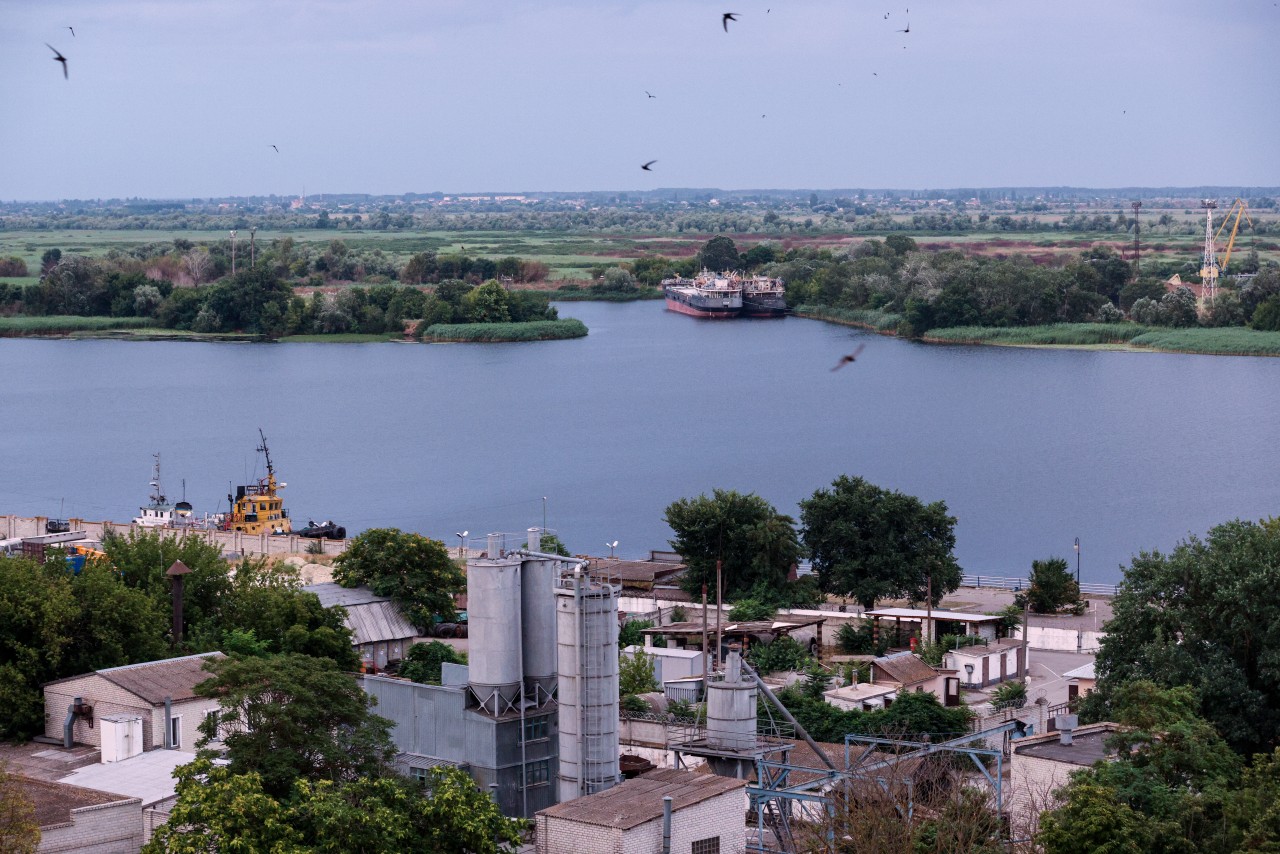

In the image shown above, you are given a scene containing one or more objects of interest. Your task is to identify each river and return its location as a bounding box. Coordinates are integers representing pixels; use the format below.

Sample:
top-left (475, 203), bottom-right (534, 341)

top-left (2, 301), bottom-right (1277, 584)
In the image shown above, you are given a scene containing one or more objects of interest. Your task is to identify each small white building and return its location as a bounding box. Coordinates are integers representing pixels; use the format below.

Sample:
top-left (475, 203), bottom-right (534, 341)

top-left (43, 653), bottom-right (225, 753)
top-left (946, 638), bottom-right (1025, 688)
top-left (624, 644), bottom-right (705, 684)
top-left (1063, 661), bottom-right (1097, 701)
top-left (535, 768), bottom-right (747, 854)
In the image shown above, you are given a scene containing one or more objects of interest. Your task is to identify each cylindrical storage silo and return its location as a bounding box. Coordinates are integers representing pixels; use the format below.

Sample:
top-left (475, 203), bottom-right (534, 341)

top-left (555, 570), bottom-right (621, 803)
top-left (521, 556), bottom-right (558, 705)
top-left (467, 554), bottom-right (524, 715)
top-left (706, 650), bottom-right (757, 751)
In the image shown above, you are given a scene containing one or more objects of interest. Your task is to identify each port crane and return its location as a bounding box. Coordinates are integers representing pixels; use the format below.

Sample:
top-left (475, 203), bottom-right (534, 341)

top-left (1199, 197), bottom-right (1253, 303)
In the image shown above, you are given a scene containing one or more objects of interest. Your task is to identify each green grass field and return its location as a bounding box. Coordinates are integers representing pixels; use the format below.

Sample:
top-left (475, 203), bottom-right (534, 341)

top-left (0, 315), bottom-right (154, 334)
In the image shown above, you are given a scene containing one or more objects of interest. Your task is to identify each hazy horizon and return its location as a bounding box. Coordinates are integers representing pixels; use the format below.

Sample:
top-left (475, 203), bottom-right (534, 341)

top-left (4, 1), bottom-right (1277, 200)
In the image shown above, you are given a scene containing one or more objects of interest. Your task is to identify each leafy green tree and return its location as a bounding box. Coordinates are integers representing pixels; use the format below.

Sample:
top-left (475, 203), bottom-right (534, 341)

top-left (399, 640), bottom-right (466, 684)
top-left (195, 653), bottom-right (395, 798)
top-left (203, 266), bottom-right (293, 334)
top-left (1252, 294), bottom-right (1280, 331)
top-left (799, 475), bottom-right (961, 610)
top-left (64, 559), bottom-right (168, 674)
top-left (1019, 557), bottom-right (1080, 614)
top-left (619, 649), bottom-right (658, 697)
top-left (0, 556), bottom-right (78, 738)
top-left (697, 236), bottom-right (741, 271)
top-left (618, 619), bottom-right (655, 649)
top-left (462, 280), bottom-right (511, 323)
top-left (143, 758), bottom-right (301, 853)
top-left (665, 489), bottom-right (800, 601)
top-left (1038, 782), bottom-right (1151, 854)
top-left (1094, 517), bottom-right (1280, 755)
top-left (0, 762), bottom-right (39, 854)
top-left (333, 528), bottom-right (464, 628)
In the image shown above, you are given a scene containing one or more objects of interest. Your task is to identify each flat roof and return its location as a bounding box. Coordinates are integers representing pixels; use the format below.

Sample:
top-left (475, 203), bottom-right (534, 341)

top-left (1013, 725), bottom-right (1118, 767)
top-left (642, 617), bottom-right (825, 636)
top-left (17, 776), bottom-right (134, 828)
top-left (866, 607), bottom-right (1001, 623)
top-left (537, 768), bottom-right (745, 829)
top-left (58, 749), bottom-right (195, 809)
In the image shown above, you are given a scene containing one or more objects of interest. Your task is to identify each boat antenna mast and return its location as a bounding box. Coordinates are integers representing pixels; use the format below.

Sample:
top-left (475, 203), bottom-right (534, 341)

top-left (257, 428), bottom-right (275, 480)
top-left (149, 453), bottom-right (166, 505)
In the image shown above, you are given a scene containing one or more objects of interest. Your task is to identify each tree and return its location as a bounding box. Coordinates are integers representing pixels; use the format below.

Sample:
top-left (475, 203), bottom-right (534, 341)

top-left (1019, 557), bottom-right (1080, 614)
top-left (399, 640), bottom-right (466, 684)
top-left (697, 236), bottom-right (741, 271)
top-left (0, 556), bottom-right (78, 739)
top-left (799, 475), bottom-right (961, 610)
top-left (148, 757), bottom-right (522, 854)
top-left (1038, 782), bottom-right (1151, 854)
top-left (664, 489), bottom-right (799, 600)
top-left (333, 528), bottom-right (464, 629)
top-left (1093, 517), bottom-right (1280, 755)
top-left (462, 280), bottom-right (511, 323)
top-left (195, 653), bottom-right (395, 798)
top-left (619, 649), bottom-right (658, 697)
top-left (0, 763), bottom-right (39, 854)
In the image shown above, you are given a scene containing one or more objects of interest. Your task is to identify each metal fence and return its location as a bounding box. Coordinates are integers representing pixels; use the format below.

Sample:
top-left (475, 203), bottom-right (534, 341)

top-left (961, 574), bottom-right (1119, 597)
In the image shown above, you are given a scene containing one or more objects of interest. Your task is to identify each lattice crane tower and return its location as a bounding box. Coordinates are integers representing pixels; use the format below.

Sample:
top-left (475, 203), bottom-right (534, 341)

top-left (1200, 200), bottom-right (1220, 303)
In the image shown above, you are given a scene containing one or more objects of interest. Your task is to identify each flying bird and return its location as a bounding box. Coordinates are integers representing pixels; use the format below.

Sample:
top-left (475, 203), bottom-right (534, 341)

top-left (898, 22), bottom-right (910, 32)
top-left (67, 26), bottom-right (75, 37)
top-left (722, 12), bottom-right (739, 31)
top-left (645, 91), bottom-right (656, 98)
top-left (831, 344), bottom-right (866, 371)
top-left (271, 144), bottom-right (280, 153)
top-left (641, 160), bottom-right (657, 171)
top-left (46, 43), bottom-right (67, 79)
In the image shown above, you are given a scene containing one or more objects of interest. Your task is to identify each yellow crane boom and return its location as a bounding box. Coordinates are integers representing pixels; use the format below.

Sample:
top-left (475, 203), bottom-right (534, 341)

top-left (1213, 198), bottom-right (1253, 274)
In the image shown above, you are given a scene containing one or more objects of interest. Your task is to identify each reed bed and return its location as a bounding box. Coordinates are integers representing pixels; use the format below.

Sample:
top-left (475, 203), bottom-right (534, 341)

top-left (0, 315), bottom-right (153, 334)
top-left (422, 319), bottom-right (588, 342)
top-left (795, 305), bottom-right (903, 331)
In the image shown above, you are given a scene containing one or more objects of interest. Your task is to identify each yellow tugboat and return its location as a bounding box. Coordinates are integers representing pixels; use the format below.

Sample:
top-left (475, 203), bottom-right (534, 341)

top-left (222, 429), bottom-right (292, 536)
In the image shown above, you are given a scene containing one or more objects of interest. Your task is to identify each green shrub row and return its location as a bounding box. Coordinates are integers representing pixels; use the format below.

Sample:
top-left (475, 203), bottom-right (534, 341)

top-left (923, 323), bottom-right (1151, 345)
top-left (1130, 327), bottom-right (1280, 355)
top-left (422, 318), bottom-right (588, 342)
top-left (0, 315), bottom-right (154, 333)
top-left (795, 304), bottom-right (903, 331)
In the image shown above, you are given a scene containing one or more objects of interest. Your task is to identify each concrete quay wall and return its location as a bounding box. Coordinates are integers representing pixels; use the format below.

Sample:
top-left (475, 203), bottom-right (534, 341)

top-left (1, 514), bottom-right (349, 558)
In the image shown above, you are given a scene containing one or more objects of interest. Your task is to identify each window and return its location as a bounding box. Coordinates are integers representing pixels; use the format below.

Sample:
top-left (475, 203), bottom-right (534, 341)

top-left (522, 759), bottom-right (550, 787)
top-left (204, 709), bottom-right (219, 740)
top-left (168, 715), bottom-right (182, 749)
top-left (522, 715), bottom-right (549, 743)
top-left (409, 766), bottom-right (432, 783)
top-left (692, 837), bottom-right (721, 854)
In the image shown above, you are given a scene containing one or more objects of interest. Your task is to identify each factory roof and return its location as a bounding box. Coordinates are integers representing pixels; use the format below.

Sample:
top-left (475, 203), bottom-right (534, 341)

top-left (589, 557), bottom-right (686, 589)
top-left (58, 749), bottom-right (193, 809)
top-left (43, 652), bottom-right (224, 705)
top-left (303, 583), bottom-right (419, 645)
top-left (1013, 723), bottom-right (1122, 767)
top-left (642, 616), bottom-right (825, 637)
top-left (866, 607), bottom-right (1002, 624)
top-left (872, 652), bottom-right (940, 686)
top-left (537, 768), bottom-right (746, 829)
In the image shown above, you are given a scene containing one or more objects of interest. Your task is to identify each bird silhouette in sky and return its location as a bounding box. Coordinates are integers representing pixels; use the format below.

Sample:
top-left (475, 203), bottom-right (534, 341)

top-left (46, 44), bottom-right (68, 79)
top-left (898, 21), bottom-right (910, 32)
top-left (271, 145), bottom-right (280, 153)
top-left (645, 91), bottom-right (656, 98)
top-left (831, 344), bottom-right (866, 371)
top-left (67, 26), bottom-right (75, 37)
top-left (641, 160), bottom-right (657, 171)
top-left (722, 12), bottom-right (739, 31)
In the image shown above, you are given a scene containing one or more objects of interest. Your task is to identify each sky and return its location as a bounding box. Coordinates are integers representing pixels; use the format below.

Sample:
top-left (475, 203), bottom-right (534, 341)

top-left (2, 0), bottom-right (1278, 200)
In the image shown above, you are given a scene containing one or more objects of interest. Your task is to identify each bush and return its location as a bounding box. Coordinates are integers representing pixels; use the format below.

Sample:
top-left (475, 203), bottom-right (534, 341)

top-left (990, 680), bottom-right (1027, 710)
top-left (747, 636), bottom-right (810, 675)
top-left (836, 621), bottom-right (889, 656)
top-left (399, 641), bottom-right (466, 684)
top-left (1019, 557), bottom-right (1080, 615)
top-left (619, 649), bottom-right (658, 697)
top-left (421, 319), bottom-right (588, 342)
top-left (618, 619), bottom-right (654, 649)
top-left (728, 598), bottom-right (775, 622)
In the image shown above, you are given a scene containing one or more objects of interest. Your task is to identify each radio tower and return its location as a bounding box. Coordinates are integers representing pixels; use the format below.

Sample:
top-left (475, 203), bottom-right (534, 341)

top-left (1130, 201), bottom-right (1142, 274)
top-left (1199, 200), bottom-right (1219, 304)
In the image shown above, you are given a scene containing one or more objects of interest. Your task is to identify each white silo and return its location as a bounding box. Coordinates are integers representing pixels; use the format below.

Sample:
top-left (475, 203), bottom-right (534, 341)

top-left (467, 534), bottom-right (524, 715)
top-left (521, 529), bottom-right (558, 705)
top-left (706, 649), bottom-right (757, 751)
top-left (555, 565), bottom-right (621, 802)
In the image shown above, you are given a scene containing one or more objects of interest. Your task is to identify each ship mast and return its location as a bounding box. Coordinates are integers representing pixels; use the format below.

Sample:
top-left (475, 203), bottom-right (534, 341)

top-left (257, 428), bottom-right (275, 480)
top-left (149, 453), bottom-right (166, 505)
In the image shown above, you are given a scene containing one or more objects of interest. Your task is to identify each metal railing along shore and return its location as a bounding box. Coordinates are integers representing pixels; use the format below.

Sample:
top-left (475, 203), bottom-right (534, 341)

top-left (961, 574), bottom-right (1119, 597)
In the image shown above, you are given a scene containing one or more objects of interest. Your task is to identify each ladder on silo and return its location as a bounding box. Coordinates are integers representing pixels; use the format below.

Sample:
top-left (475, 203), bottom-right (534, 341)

top-left (580, 580), bottom-right (606, 793)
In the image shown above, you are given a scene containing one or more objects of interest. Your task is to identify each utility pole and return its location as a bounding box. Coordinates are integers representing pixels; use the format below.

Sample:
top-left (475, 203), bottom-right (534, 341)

top-left (701, 583), bottom-right (709, 683)
top-left (230, 230), bottom-right (237, 277)
top-left (1020, 595), bottom-right (1030, 680)
top-left (1131, 201), bottom-right (1142, 273)
top-left (715, 559), bottom-right (723, 671)
top-left (250, 226), bottom-right (257, 270)
top-left (925, 573), bottom-right (933, 647)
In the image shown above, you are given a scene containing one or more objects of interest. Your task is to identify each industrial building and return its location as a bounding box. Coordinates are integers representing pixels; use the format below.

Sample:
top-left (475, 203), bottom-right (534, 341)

top-left (362, 529), bottom-right (622, 819)
top-left (302, 581), bottom-right (420, 669)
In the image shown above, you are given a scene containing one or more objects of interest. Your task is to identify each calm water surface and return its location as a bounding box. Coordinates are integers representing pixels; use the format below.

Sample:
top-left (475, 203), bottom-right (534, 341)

top-left (3, 301), bottom-right (1278, 584)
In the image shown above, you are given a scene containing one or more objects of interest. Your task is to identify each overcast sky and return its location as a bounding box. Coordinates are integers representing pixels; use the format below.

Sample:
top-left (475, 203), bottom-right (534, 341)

top-left (2, 0), bottom-right (1277, 200)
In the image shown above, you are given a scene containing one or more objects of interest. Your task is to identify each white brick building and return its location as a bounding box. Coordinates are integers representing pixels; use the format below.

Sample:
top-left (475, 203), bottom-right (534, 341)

top-left (535, 768), bottom-right (747, 854)
top-left (43, 653), bottom-right (225, 752)
top-left (1009, 722), bottom-right (1121, 832)
top-left (17, 775), bottom-right (142, 854)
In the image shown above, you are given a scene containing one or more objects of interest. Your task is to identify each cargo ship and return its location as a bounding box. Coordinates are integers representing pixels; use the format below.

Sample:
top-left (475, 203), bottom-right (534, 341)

top-left (662, 270), bottom-right (742, 319)
top-left (740, 274), bottom-right (787, 317)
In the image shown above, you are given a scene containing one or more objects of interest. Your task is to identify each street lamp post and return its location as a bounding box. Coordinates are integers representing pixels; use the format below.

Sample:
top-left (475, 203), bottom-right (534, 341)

top-left (455, 530), bottom-right (468, 561)
top-left (1074, 537), bottom-right (1081, 585)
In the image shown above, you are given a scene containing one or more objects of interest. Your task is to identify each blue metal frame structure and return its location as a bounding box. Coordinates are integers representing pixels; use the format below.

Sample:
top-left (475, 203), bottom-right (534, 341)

top-left (746, 722), bottom-right (1020, 853)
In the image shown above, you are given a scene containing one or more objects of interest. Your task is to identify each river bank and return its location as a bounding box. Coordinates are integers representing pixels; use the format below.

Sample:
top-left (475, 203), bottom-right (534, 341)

top-left (795, 305), bottom-right (1280, 357)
